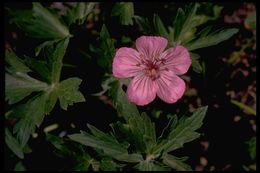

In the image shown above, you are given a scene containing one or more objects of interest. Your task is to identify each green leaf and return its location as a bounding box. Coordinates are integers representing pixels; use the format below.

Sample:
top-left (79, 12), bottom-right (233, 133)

top-left (93, 75), bottom-right (117, 96)
top-left (246, 137), bottom-right (256, 160)
top-left (190, 53), bottom-right (203, 73)
top-left (5, 73), bottom-right (48, 104)
top-left (153, 14), bottom-right (168, 38)
top-left (133, 15), bottom-right (153, 34)
top-left (173, 3), bottom-right (199, 43)
top-left (231, 99), bottom-right (256, 116)
top-left (74, 153), bottom-right (92, 171)
top-left (186, 28), bottom-right (239, 51)
top-left (162, 154), bottom-right (192, 171)
top-left (154, 106), bottom-right (208, 154)
top-left (5, 128), bottom-right (24, 159)
top-left (110, 81), bottom-right (140, 122)
top-left (5, 49), bottom-right (31, 73)
top-left (91, 24), bottom-right (115, 72)
top-left (35, 39), bottom-right (61, 57)
top-left (12, 93), bottom-right (48, 147)
top-left (110, 81), bottom-right (158, 153)
top-left (68, 131), bottom-right (143, 163)
top-left (135, 161), bottom-right (170, 171)
top-left (23, 56), bottom-right (51, 82)
top-left (44, 37), bottom-right (70, 83)
top-left (65, 2), bottom-right (96, 25)
top-left (14, 161), bottom-right (26, 171)
top-left (100, 158), bottom-right (119, 171)
top-left (57, 77), bottom-right (85, 110)
top-left (111, 2), bottom-right (134, 25)
top-left (9, 2), bottom-right (70, 39)
top-left (5, 49), bottom-right (48, 104)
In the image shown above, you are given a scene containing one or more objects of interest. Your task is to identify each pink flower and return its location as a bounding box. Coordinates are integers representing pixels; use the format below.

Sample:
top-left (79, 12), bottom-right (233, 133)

top-left (112, 36), bottom-right (191, 106)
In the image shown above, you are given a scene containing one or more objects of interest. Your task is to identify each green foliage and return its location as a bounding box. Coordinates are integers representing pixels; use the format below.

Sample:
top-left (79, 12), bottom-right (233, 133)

top-left (14, 161), bottom-right (26, 171)
top-left (65, 2), bottom-right (96, 25)
top-left (5, 129), bottom-right (24, 159)
top-left (190, 53), bottom-right (203, 73)
top-left (246, 137), bottom-right (256, 160)
top-left (231, 99), bottom-right (256, 116)
top-left (9, 2), bottom-right (70, 39)
top-left (186, 27), bottom-right (239, 51)
top-left (154, 106), bottom-right (208, 154)
top-left (5, 33), bottom-right (85, 158)
top-left (111, 2), bottom-right (134, 25)
top-left (69, 81), bottom-right (208, 170)
top-left (162, 154), bottom-right (192, 171)
top-left (57, 78), bottom-right (85, 110)
top-left (90, 25), bottom-right (116, 72)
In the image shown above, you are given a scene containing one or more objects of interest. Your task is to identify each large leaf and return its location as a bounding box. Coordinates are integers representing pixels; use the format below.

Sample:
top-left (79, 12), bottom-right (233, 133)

top-left (5, 129), bottom-right (24, 159)
top-left (111, 2), bottom-right (134, 25)
top-left (5, 49), bottom-right (48, 104)
top-left (57, 77), bottom-right (85, 110)
top-left (9, 2), bottom-right (70, 39)
top-left (12, 93), bottom-right (48, 147)
top-left (5, 73), bottom-right (48, 104)
top-left (68, 131), bottom-right (143, 163)
top-left (154, 106), bottom-right (208, 154)
top-left (186, 28), bottom-right (239, 51)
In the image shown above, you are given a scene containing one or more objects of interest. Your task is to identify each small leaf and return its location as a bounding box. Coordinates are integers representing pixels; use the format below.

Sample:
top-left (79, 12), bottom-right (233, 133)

top-left (133, 15), bottom-right (152, 34)
top-left (91, 25), bottom-right (116, 72)
top-left (57, 77), bottom-right (85, 110)
top-left (231, 99), bottom-right (256, 116)
top-left (162, 154), bottom-right (192, 171)
top-left (111, 2), bottom-right (134, 25)
top-left (153, 14), bottom-right (168, 38)
top-left (186, 28), bottom-right (239, 51)
top-left (190, 53), bottom-right (203, 73)
top-left (5, 128), bottom-right (24, 159)
top-left (110, 81), bottom-right (140, 122)
top-left (5, 49), bottom-right (31, 73)
top-left (14, 161), bottom-right (26, 171)
top-left (23, 56), bottom-right (51, 82)
top-left (9, 2), bottom-right (70, 39)
top-left (100, 158), bottom-right (119, 171)
top-left (246, 137), bottom-right (256, 160)
top-left (74, 153), bottom-right (92, 171)
top-left (65, 2), bottom-right (96, 25)
top-left (135, 161), bottom-right (170, 171)
top-left (173, 3), bottom-right (199, 43)
top-left (35, 39), bottom-right (61, 57)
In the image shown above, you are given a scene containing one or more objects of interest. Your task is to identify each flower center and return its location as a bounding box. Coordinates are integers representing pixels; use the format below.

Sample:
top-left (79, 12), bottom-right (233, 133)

top-left (136, 53), bottom-right (167, 80)
top-left (145, 61), bottom-right (159, 80)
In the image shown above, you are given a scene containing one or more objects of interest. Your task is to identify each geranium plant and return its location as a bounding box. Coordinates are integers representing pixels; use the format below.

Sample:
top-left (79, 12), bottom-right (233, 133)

top-left (5, 2), bottom-right (240, 171)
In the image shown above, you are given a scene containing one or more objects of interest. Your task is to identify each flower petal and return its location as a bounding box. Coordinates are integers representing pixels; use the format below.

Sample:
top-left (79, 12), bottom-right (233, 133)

top-left (156, 70), bottom-right (186, 104)
top-left (112, 47), bottom-right (142, 78)
top-left (136, 36), bottom-right (168, 60)
top-left (126, 74), bottom-right (158, 106)
top-left (161, 45), bottom-right (191, 75)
